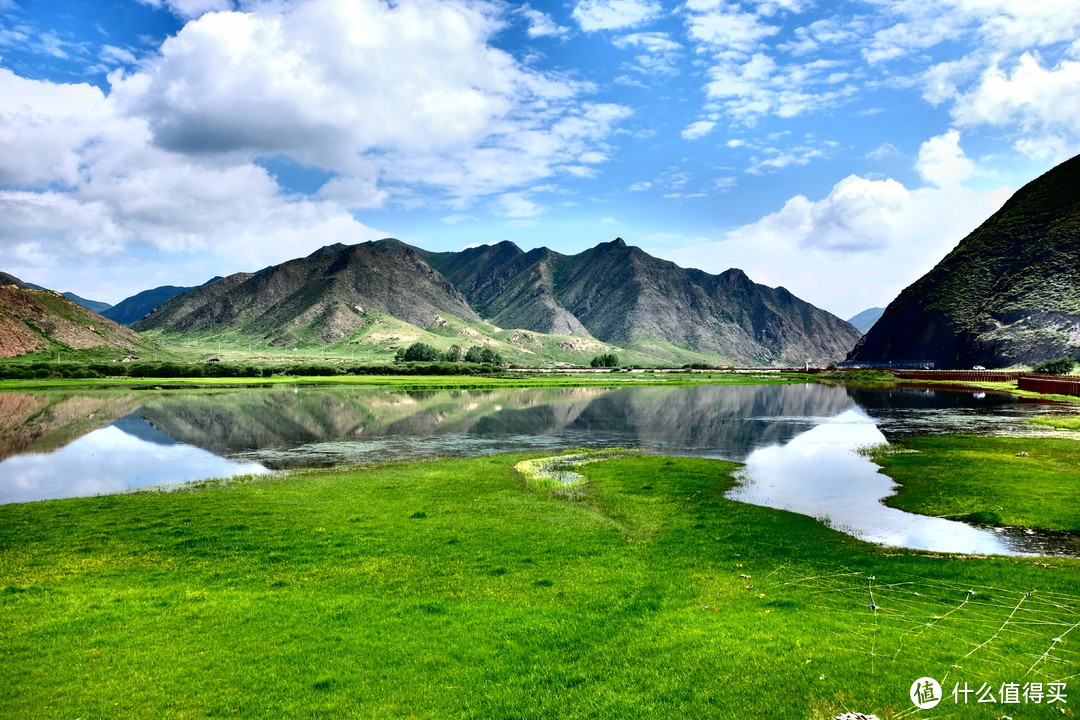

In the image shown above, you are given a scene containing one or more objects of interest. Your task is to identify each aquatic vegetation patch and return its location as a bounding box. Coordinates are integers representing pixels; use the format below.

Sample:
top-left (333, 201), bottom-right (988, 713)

top-left (515, 448), bottom-right (639, 498)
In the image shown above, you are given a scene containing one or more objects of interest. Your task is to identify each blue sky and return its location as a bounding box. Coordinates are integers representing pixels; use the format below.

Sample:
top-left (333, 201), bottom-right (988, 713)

top-left (2, 0), bottom-right (1079, 318)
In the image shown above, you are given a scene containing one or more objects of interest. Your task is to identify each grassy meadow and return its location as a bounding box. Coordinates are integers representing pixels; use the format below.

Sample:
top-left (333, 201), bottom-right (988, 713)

top-left (2, 453), bottom-right (1077, 719)
top-left (874, 435), bottom-right (1080, 532)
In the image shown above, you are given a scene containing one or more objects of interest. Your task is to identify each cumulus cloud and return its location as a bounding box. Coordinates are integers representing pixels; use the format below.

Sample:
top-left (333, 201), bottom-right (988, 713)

top-left (751, 175), bottom-right (913, 252)
top-left (950, 52), bottom-right (1080, 161)
top-left (0, 70), bottom-right (108, 187)
top-left (1, 0), bottom-right (635, 299)
top-left (661, 174), bottom-right (1013, 317)
top-left (110, 0), bottom-right (627, 202)
top-left (0, 54), bottom-right (389, 284)
top-left (916, 129), bottom-right (976, 187)
top-left (571, 0), bottom-right (662, 32)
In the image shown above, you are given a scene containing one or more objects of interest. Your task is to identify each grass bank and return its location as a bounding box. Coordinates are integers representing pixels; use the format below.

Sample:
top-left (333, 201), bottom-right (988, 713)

top-left (872, 435), bottom-right (1080, 532)
top-left (1, 454), bottom-right (1076, 719)
top-left (1031, 415), bottom-right (1080, 431)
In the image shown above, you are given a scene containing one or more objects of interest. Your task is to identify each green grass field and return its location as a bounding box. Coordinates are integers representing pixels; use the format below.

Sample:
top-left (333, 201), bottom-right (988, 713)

top-left (874, 435), bottom-right (1080, 532)
top-left (1, 453), bottom-right (1076, 719)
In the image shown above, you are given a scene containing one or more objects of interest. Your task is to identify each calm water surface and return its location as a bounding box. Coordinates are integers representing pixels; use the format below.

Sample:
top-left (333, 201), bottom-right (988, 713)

top-left (1, 383), bottom-right (1075, 556)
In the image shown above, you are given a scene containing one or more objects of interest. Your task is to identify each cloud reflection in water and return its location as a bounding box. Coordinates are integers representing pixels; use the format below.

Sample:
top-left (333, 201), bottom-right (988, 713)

top-left (0, 425), bottom-right (268, 504)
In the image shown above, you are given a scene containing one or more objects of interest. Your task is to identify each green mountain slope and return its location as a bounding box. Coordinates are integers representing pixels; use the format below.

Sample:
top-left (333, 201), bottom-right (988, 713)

top-left (17, 278), bottom-right (113, 314)
top-left (135, 240), bottom-right (480, 347)
top-left (848, 153), bottom-right (1080, 368)
top-left (0, 278), bottom-right (159, 359)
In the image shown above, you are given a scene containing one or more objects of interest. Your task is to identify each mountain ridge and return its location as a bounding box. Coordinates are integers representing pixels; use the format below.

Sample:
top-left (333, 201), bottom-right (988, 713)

top-left (103, 278), bottom-right (223, 325)
top-left (848, 153), bottom-right (1080, 368)
top-left (136, 238), bottom-right (860, 365)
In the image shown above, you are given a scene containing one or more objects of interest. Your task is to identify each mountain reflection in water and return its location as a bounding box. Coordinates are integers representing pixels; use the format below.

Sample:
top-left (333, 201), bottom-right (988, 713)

top-left (0, 383), bottom-right (1073, 556)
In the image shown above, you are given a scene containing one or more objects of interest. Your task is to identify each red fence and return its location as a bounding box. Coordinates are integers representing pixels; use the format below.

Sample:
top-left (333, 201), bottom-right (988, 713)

top-left (887, 370), bottom-right (1023, 383)
top-left (1017, 375), bottom-right (1080, 396)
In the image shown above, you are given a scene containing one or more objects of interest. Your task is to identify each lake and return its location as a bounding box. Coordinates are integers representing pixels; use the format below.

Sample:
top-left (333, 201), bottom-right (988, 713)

top-left (1, 383), bottom-right (1075, 555)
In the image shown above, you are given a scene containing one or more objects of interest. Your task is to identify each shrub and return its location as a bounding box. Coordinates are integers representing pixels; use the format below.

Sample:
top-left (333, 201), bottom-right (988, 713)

top-left (1032, 357), bottom-right (1076, 375)
top-left (464, 346), bottom-right (503, 364)
top-left (0, 365), bottom-right (32, 379)
top-left (401, 342), bottom-right (440, 362)
top-left (282, 364), bottom-right (342, 376)
top-left (590, 353), bottom-right (619, 368)
top-left (442, 345), bottom-right (462, 362)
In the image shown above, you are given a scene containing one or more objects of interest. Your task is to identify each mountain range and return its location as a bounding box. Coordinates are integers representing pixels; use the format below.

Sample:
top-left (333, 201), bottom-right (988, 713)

top-left (134, 237), bottom-right (862, 366)
top-left (101, 279), bottom-right (222, 325)
top-left (9, 141), bottom-right (1080, 370)
top-left (849, 152), bottom-right (1080, 368)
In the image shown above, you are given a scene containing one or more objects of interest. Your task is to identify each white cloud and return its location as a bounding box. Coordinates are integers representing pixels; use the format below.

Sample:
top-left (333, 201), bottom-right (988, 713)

top-left (661, 173), bottom-right (1012, 317)
top-left (972, 0), bottom-right (1080, 50)
top-left (0, 0), bottom-right (639, 302)
top-left (681, 120), bottom-right (716, 140)
top-left (746, 143), bottom-right (831, 174)
top-left (686, 3), bottom-right (779, 53)
top-left (704, 54), bottom-right (857, 123)
top-left (316, 173), bottom-right (390, 210)
top-left (135, 0), bottom-right (236, 21)
top-left (572, 0), bottom-right (662, 32)
top-left (100, 45), bottom-right (138, 65)
top-left (491, 192), bottom-right (543, 218)
top-left (1, 183), bottom-right (387, 302)
top-left (781, 18), bottom-right (860, 55)
top-left (519, 6), bottom-right (569, 38)
top-left (865, 143), bottom-right (900, 161)
top-left (863, 0), bottom-right (1080, 64)
top-left (110, 0), bottom-right (627, 202)
top-left (920, 56), bottom-right (983, 106)
top-left (612, 31), bottom-right (681, 75)
top-left (916, 129), bottom-right (975, 187)
top-left (950, 52), bottom-right (1080, 161)
top-left (0, 69), bottom-right (108, 187)
top-left (712, 177), bottom-right (737, 192)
